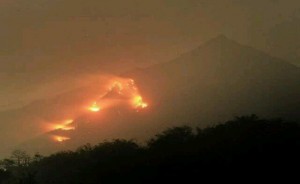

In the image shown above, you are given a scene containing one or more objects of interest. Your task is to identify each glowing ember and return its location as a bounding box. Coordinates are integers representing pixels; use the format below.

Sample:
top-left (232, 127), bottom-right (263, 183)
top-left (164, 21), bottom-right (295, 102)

top-left (96, 78), bottom-right (148, 110)
top-left (89, 102), bottom-right (101, 112)
top-left (64, 119), bottom-right (74, 125)
top-left (133, 96), bottom-right (148, 109)
top-left (110, 81), bottom-right (123, 94)
top-left (54, 124), bottom-right (65, 130)
top-left (51, 119), bottom-right (75, 131)
top-left (55, 125), bottom-right (75, 131)
top-left (46, 77), bottom-right (149, 142)
top-left (53, 136), bottom-right (70, 142)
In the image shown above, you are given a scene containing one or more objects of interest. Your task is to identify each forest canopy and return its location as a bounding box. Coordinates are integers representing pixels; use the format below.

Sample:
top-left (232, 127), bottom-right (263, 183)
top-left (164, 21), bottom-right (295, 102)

top-left (0, 115), bottom-right (299, 183)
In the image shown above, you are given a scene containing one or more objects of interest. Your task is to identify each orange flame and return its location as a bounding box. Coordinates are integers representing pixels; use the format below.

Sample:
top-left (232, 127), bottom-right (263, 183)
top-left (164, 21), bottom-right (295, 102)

top-left (89, 102), bottom-right (101, 112)
top-left (132, 95), bottom-right (148, 109)
top-left (54, 125), bottom-right (75, 131)
top-left (101, 78), bottom-right (148, 110)
top-left (47, 77), bottom-right (149, 142)
top-left (45, 119), bottom-right (76, 132)
top-left (64, 119), bottom-right (74, 125)
top-left (53, 136), bottom-right (70, 142)
top-left (109, 81), bottom-right (123, 94)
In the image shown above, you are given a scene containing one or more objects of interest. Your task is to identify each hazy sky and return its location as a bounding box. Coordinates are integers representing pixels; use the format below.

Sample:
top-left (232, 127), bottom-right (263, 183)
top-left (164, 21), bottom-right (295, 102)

top-left (0, 0), bottom-right (300, 157)
top-left (0, 0), bottom-right (300, 110)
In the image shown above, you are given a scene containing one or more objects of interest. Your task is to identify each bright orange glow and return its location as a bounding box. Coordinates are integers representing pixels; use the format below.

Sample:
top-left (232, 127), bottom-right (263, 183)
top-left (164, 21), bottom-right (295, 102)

top-left (54, 125), bottom-right (75, 131)
top-left (89, 102), bottom-right (101, 112)
top-left (97, 78), bottom-right (148, 110)
top-left (46, 119), bottom-right (75, 132)
top-left (64, 119), bottom-right (74, 125)
top-left (45, 77), bottom-right (149, 142)
top-left (109, 81), bottom-right (123, 94)
top-left (53, 136), bottom-right (70, 142)
top-left (132, 95), bottom-right (148, 109)
top-left (54, 124), bottom-right (65, 130)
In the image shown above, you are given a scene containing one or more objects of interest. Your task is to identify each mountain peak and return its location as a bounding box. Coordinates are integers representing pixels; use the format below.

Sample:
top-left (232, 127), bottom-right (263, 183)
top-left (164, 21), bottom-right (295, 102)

top-left (176, 34), bottom-right (248, 63)
top-left (203, 34), bottom-right (241, 48)
top-left (167, 33), bottom-right (300, 73)
top-left (210, 34), bottom-right (229, 42)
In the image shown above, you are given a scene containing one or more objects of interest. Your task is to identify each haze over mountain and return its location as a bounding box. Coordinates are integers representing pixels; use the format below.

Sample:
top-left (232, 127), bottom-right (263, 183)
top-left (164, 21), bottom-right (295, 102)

top-left (122, 35), bottom-right (300, 141)
top-left (2, 0), bottom-right (300, 112)
top-left (266, 18), bottom-right (300, 66)
top-left (0, 35), bottom-right (297, 157)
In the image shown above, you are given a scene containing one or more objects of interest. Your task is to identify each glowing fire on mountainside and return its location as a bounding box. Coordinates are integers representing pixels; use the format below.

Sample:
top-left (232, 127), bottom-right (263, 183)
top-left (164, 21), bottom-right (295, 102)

top-left (48, 77), bottom-right (148, 143)
top-left (53, 135), bottom-right (71, 142)
top-left (89, 102), bottom-right (101, 112)
top-left (88, 78), bottom-right (148, 112)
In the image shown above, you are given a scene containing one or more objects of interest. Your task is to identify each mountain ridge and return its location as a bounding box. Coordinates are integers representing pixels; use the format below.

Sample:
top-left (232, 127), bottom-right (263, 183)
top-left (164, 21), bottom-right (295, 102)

top-left (1, 35), bottom-right (299, 157)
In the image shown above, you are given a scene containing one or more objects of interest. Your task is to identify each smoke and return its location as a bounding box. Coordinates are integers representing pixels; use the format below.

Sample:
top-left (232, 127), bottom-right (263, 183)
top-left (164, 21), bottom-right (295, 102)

top-left (45, 76), bottom-right (149, 143)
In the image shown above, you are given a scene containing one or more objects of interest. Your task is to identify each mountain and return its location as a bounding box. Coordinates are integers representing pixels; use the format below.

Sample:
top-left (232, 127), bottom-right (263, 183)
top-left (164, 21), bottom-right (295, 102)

top-left (2, 35), bottom-right (300, 157)
top-left (125, 35), bottom-right (300, 123)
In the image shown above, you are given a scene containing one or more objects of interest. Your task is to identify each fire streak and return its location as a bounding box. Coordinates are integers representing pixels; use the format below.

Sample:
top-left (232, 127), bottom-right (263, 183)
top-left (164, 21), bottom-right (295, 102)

top-left (89, 102), bottom-right (101, 112)
top-left (133, 96), bottom-right (148, 109)
top-left (64, 119), bottom-right (74, 125)
top-left (55, 125), bottom-right (75, 131)
top-left (46, 119), bottom-right (75, 132)
top-left (50, 77), bottom-right (148, 143)
top-left (100, 78), bottom-right (149, 110)
top-left (53, 136), bottom-right (70, 142)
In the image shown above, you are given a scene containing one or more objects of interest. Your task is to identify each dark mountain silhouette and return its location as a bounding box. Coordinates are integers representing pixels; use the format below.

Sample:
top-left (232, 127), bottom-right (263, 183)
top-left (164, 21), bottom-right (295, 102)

top-left (2, 35), bottom-right (300, 156)
top-left (125, 35), bottom-right (300, 123)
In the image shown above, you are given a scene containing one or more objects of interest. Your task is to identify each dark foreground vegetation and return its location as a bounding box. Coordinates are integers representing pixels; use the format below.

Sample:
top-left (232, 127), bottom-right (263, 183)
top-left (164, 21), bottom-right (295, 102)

top-left (1, 115), bottom-right (299, 183)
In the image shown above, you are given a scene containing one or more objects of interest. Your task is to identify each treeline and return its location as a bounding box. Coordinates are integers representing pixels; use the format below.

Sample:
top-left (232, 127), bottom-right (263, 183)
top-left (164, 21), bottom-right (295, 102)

top-left (1, 115), bottom-right (299, 183)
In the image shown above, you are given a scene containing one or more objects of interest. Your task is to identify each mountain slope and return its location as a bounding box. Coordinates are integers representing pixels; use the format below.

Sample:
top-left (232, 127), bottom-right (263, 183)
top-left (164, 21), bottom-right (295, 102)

top-left (3, 35), bottom-right (300, 156)
top-left (125, 35), bottom-right (300, 123)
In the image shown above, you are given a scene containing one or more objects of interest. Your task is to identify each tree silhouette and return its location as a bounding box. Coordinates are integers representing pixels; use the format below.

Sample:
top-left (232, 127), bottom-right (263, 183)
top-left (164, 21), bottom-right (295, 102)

top-left (10, 150), bottom-right (31, 167)
top-left (0, 115), bottom-right (299, 183)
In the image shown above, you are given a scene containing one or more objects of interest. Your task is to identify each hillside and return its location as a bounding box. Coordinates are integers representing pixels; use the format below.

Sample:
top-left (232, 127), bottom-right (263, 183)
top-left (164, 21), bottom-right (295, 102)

top-left (1, 35), bottom-right (299, 156)
top-left (126, 35), bottom-right (300, 123)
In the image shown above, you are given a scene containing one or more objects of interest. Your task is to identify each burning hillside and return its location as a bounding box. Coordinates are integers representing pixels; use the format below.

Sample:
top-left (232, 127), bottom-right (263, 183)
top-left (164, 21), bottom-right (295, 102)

top-left (47, 77), bottom-right (148, 143)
